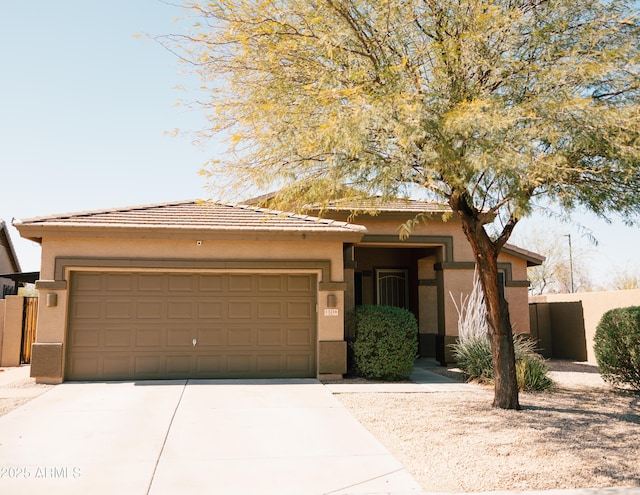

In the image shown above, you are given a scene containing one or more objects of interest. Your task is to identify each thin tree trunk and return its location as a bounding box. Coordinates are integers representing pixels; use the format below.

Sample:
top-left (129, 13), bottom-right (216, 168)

top-left (475, 252), bottom-right (520, 410)
top-left (452, 196), bottom-right (520, 410)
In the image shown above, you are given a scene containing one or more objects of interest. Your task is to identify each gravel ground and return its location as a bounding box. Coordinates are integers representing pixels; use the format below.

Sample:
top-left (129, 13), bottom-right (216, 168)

top-left (335, 361), bottom-right (640, 493)
top-left (0, 369), bottom-right (53, 417)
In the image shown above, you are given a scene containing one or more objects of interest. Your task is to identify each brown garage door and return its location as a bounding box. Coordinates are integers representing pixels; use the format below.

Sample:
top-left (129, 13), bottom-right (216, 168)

top-left (66, 271), bottom-right (317, 380)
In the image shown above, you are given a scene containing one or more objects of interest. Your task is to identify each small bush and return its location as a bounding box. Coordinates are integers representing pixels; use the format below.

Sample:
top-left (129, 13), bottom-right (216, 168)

top-left (452, 334), bottom-right (553, 391)
top-left (594, 306), bottom-right (640, 391)
top-left (450, 334), bottom-right (494, 383)
top-left (515, 340), bottom-right (554, 392)
top-left (450, 272), bottom-right (552, 391)
top-left (351, 305), bottom-right (418, 380)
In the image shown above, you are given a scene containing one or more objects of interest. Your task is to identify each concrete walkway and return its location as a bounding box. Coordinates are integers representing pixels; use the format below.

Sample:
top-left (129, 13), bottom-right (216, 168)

top-left (324, 358), bottom-right (483, 394)
top-left (0, 377), bottom-right (422, 494)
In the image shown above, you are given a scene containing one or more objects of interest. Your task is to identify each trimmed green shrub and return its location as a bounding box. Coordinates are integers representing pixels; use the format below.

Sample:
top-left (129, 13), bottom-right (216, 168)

top-left (594, 306), bottom-right (640, 391)
top-left (351, 305), bottom-right (418, 380)
top-left (451, 334), bottom-right (553, 391)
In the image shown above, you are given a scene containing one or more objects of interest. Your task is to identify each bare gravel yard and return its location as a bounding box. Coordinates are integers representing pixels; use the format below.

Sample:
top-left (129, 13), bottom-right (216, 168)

top-left (335, 361), bottom-right (640, 493)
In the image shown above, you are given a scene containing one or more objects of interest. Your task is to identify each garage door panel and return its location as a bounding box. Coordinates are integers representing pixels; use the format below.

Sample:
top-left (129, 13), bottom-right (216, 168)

top-left (258, 275), bottom-right (283, 292)
top-left (166, 355), bottom-right (191, 374)
top-left (103, 356), bottom-right (131, 378)
top-left (257, 301), bottom-right (283, 318)
top-left (287, 301), bottom-right (314, 319)
top-left (168, 301), bottom-right (194, 319)
top-left (71, 328), bottom-right (101, 348)
top-left (135, 329), bottom-right (162, 347)
top-left (227, 328), bottom-right (253, 346)
top-left (106, 273), bottom-right (135, 292)
top-left (196, 327), bottom-right (225, 346)
top-left (257, 328), bottom-right (282, 346)
top-left (138, 274), bottom-right (164, 291)
top-left (169, 274), bottom-right (194, 291)
top-left (73, 273), bottom-right (102, 292)
top-left (227, 355), bottom-right (252, 373)
top-left (137, 301), bottom-right (164, 319)
top-left (105, 301), bottom-right (132, 319)
top-left (287, 328), bottom-right (313, 346)
top-left (287, 354), bottom-right (313, 373)
top-left (257, 355), bottom-right (282, 373)
top-left (228, 300), bottom-right (253, 319)
top-left (198, 301), bottom-right (223, 319)
top-left (134, 356), bottom-right (162, 375)
top-left (72, 300), bottom-right (102, 319)
top-left (167, 328), bottom-right (193, 347)
top-left (195, 355), bottom-right (223, 374)
top-left (68, 356), bottom-right (100, 379)
top-left (198, 274), bottom-right (225, 292)
top-left (228, 275), bottom-right (253, 292)
top-left (287, 275), bottom-right (314, 292)
top-left (104, 328), bottom-right (131, 347)
top-left (67, 272), bottom-right (316, 380)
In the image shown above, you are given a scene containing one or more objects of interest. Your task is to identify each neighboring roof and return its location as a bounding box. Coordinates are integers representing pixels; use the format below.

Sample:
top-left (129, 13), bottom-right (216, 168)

top-left (0, 272), bottom-right (40, 284)
top-left (502, 243), bottom-right (545, 267)
top-left (322, 196), bottom-right (451, 214)
top-left (14, 200), bottom-right (367, 243)
top-left (0, 220), bottom-right (21, 273)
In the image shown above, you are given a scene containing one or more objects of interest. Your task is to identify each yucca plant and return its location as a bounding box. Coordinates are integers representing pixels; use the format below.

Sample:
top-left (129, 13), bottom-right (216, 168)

top-left (451, 271), bottom-right (553, 391)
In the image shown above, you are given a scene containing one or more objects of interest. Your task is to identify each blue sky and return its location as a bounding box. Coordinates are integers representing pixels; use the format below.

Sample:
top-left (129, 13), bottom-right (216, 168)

top-left (1, 1), bottom-right (214, 272)
top-left (1, 1), bottom-right (639, 288)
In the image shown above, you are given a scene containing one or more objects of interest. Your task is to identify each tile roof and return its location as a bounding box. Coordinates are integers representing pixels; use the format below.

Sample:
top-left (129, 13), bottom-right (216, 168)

top-left (502, 243), bottom-right (546, 266)
top-left (247, 192), bottom-right (451, 214)
top-left (323, 197), bottom-right (450, 213)
top-left (15, 200), bottom-right (367, 234)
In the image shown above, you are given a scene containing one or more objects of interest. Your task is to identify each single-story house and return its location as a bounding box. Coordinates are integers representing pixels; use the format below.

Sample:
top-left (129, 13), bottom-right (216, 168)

top-left (14, 199), bottom-right (543, 384)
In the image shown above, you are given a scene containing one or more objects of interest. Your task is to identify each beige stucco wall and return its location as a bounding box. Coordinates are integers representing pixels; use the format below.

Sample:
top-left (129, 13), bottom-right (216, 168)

top-left (0, 295), bottom-right (23, 366)
top-left (530, 290), bottom-right (640, 363)
top-left (506, 285), bottom-right (530, 335)
top-left (35, 235), bottom-right (348, 381)
top-left (418, 255), bottom-right (438, 336)
top-left (350, 214), bottom-right (476, 262)
top-left (329, 211), bottom-right (533, 362)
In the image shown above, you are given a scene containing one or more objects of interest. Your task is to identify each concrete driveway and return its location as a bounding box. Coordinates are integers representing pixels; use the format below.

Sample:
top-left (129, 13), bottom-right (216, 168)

top-left (0, 378), bottom-right (421, 494)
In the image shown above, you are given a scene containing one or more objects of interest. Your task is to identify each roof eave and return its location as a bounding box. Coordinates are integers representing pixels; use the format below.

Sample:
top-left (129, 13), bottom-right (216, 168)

top-left (1, 220), bottom-right (22, 272)
top-left (502, 244), bottom-right (545, 267)
top-left (13, 223), bottom-right (366, 243)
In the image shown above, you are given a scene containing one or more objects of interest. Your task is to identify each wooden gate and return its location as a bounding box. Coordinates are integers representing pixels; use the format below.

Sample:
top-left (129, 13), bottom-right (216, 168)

top-left (21, 297), bottom-right (38, 364)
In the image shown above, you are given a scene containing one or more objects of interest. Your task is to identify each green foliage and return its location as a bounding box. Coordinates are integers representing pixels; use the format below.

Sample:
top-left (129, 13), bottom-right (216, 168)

top-left (351, 305), bottom-right (418, 380)
top-left (450, 334), bottom-right (494, 383)
top-left (171, 0), bottom-right (640, 228)
top-left (594, 306), bottom-right (640, 391)
top-left (452, 334), bottom-right (553, 391)
top-left (513, 337), bottom-right (554, 392)
top-left (168, 0), bottom-right (639, 408)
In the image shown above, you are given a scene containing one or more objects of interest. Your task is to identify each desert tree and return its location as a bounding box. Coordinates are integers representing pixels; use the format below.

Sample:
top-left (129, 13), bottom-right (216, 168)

top-left (514, 227), bottom-right (593, 294)
top-left (609, 269), bottom-right (640, 290)
top-left (162, 0), bottom-right (640, 409)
